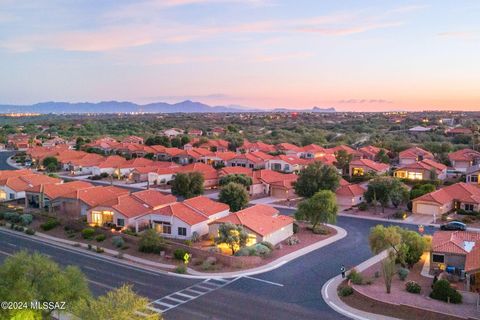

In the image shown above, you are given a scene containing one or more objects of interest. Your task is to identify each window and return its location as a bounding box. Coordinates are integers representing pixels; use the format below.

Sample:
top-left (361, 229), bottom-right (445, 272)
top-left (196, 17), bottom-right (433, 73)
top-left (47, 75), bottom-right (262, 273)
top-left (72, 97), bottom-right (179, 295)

top-left (9, 193), bottom-right (14, 200)
top-left (178, 227), bottom-right (187, 236)
top-left (154, 221), bottom-right (171, 234)
top-left (465, 204), bottom-right (475, 211)
top-left (469, 175), bottom-right (478, 183)
top-left (117, 218), bottom-right (125, 227)
top-left (432, 254), bottom-right (445, 263)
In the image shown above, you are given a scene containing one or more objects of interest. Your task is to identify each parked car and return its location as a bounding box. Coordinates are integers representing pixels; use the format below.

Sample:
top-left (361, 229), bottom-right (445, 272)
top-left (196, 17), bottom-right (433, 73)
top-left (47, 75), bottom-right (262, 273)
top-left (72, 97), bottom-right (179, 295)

top-left (440, 221), bottom-right (467, 231)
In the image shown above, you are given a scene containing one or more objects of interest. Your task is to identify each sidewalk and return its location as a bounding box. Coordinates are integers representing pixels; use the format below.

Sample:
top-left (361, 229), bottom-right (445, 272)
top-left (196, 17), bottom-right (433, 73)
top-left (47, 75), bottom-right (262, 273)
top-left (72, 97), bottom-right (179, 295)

top-left (321, 250), bottom-right (400, 320)
top-left (0, 223), bottom-right (347, 279)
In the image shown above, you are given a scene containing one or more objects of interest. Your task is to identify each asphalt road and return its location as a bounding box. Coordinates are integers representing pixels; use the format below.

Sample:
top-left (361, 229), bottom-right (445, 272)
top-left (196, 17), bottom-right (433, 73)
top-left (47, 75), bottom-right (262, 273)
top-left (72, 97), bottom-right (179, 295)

top-left (0, 214), bottom-right (434, 320)
top-left (0, 151), bottom-right (17, 170)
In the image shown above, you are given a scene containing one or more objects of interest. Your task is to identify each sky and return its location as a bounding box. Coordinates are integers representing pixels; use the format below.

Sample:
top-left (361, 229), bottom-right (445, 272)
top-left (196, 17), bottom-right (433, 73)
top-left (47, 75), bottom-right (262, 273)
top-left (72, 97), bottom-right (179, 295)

top-left (0, 0), bottom-right (480, 111)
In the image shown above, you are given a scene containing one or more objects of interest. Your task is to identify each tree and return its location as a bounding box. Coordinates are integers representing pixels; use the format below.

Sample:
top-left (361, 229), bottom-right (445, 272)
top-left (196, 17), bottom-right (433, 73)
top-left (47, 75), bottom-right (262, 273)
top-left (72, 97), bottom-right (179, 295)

top-left (42, 156), bottom-right (58, 172)
top-left (0, 251), bottom-right (91, 319)
top-left (410, 183), bottom-right (435, 199)
top-left (294, 162), bottom-right (341, 198)
top-left (334, 149), bottom-right (353, 174)
top-left (171, 137), bottom-right (182, 148)
top-left (138, 229), bottom-right (165, 254)
top-left (375, 149), bottom-right (390, 164)
top-left (145, 136), bottom-right (170, 147)
top-left (364, 177), bottom-right (409, 212)
top-left (368, 225), bottom-right (402, 255)
top-left (225, 133), bottom-right (244, 151)
top-left (215, 222), bottom-right (248, 255)
top-left (74, 284), bottom-right (161, 320)
top-left (397, 229), bottom-right (428, 268)
top-left (171, 172), bottom-right (204, 198)
top-left (218, 182), bottom-right (249, 212)
top-left (381, 253), bottom-right (396, 294)
top-left (219, 174), bottom-right (252, 188)
top-left (295, 190), bottom-right (338, 230)
top-left (180, 135), bottom-right (190, 146)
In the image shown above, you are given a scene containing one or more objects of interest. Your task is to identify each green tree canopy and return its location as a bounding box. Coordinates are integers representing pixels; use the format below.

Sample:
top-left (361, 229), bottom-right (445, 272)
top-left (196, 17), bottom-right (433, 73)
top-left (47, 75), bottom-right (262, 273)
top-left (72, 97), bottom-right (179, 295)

top-left (74, 284), bottom-right (161, 320)
top-left (295, 190), bottom-right (338, 229)
top-left (218, 182), bottom-right (249, 212)
top-left (294, 162), bottom-right (341, 198)
top-left (334, 149), bottom-right (353, 174)
top-left (364, 176), bottom-right (409, 212)
top-left (171, 172), bottom-right (204, 198)
top-left (375, 149), bottom-right (390, 164)
top-left (42, 156), bottom-right (59, 172)
top-left (410, 183), bottom-right (436, 199)
top-left (0, 251), bottom-right (91, 319)
top-left (215, 222), bottom-right (248, 255)
top-left (219, 174), bottom-right (252, 188)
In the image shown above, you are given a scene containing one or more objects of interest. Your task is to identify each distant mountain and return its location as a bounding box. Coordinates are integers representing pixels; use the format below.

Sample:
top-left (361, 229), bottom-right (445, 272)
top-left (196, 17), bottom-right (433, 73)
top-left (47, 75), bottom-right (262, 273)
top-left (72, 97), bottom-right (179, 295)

top-left (0, 100), bottom-right (336, 114)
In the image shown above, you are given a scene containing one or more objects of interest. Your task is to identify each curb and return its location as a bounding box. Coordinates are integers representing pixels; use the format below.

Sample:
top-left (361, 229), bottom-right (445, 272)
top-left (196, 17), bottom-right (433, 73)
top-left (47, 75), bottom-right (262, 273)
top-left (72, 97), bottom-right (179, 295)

top-left (0, 223), bottom-right (347, 279)
top-left (321, 250), bottom-right (400, 320)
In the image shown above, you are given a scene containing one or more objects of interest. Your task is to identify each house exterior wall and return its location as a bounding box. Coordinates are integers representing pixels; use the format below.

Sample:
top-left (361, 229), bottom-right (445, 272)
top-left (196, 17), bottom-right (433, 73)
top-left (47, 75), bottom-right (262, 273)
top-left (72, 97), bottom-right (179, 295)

top-left (452, 160), bottom-right (472, 172)
top-left (262, 224), bottom-right (294, 245)
top-left (337, 194), bottom-right (363, 207)
top-left (0, 186), bottom-right (23, 201)
top-left (250, 183), bottom-right (266, 196)
top-left (413, 200), bottom-right (453, 216)
top-left (430, 252), bottom-right (466, 271)
top-left (399, 158), bottom-right (416, 166)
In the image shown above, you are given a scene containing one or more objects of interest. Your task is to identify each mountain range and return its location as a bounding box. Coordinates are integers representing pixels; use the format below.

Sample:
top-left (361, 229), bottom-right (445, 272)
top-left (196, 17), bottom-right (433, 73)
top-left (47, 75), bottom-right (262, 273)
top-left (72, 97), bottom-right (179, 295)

top-left (0, 100), bottom-right (336, 114)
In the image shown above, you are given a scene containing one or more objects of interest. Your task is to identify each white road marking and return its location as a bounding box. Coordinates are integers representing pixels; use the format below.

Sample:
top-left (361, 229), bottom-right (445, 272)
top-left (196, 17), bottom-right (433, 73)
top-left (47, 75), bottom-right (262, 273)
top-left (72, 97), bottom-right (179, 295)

top-left (174, 292), bottom-right (196, 299)
top-left (7, 242), bottom-right (16, 247)
top-left (243, 276), bottom-right (284, 287)
top-left (0, 249), bottom-right (13, 256)
top-left (87, 279), bottom-right (116, 291)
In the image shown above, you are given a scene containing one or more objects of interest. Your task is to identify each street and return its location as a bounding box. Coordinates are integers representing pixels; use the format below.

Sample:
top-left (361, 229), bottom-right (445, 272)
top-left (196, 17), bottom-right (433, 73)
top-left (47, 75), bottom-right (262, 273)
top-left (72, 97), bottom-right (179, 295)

top-left (0, 213), bottom-right (433, 320)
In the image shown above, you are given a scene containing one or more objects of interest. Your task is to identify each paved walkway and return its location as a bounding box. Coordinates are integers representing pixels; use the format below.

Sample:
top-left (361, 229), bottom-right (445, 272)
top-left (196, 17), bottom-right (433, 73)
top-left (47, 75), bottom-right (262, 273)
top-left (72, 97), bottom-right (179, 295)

top-left (321, 250), bottom-right (400, 320)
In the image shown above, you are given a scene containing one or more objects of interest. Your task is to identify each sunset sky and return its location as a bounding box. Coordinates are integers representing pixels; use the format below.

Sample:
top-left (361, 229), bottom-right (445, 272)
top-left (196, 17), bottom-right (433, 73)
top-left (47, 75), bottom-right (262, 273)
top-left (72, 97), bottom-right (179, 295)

top-left (1, 0), bottom-right (479, 111)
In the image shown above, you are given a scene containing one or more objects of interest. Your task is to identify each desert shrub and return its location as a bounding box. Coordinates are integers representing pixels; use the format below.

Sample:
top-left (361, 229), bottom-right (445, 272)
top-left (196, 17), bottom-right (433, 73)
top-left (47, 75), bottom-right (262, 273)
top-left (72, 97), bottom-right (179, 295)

top-left (184, 240), bottom-right (192, 247)
top-left (357, 202), bottom-right (368, 211)
top-left (95, 246), bottom-right (104, 253)
top-left (254, 244), bottom-right (271, 257)
top-left (259, 241), bottom-right (274, 251)
top-left (122, 229), bottom-right (138, 236)
top-left (81, 228), bottom-right (95, 239)
top-left (95, 234), bottom-right (106, 242)
top-left (40, 218), bottom-right (60, 231)
top-left (15, 225), bottom-right (24, 232)
top-left (398, 268), bottom-right (409, 281)
top-left (406, 281), bottom-right (421, 294)
top-left (235, 247), bottom-right (250, 256)
top-left (347, 268), bottom-right (363, 285)
top-left (100, 172), bottom-right (109, 178)
top-left (191, 231), bottom-right (200, 243)
top-left (430, 279), bottom-right (462, 304)
top-left (87, 244), bottom-right (92, 250)
top-left (201, 260), bottom-right (215, 271)
top-left (312, 225), bottom-right (330, 235)
top-left (285, 235), bottom-right (300, 246)
top-left (338, 286), bottom-right (354, 297)
top-left (63, 220), bottom-right (84, 232)
top-left (116, 252), bottom-right (124, 259)
top-left (393, 210), bottom-right (407, 220)
top-left (112, 236), bottom-right (125, 248)
top-left (4, 212), bottom-right (20, 223)
top-left (175, 265), bottom-right (187, 274)
top-left (19, 214), bottom-right (33, 226)
top-left (174, 248), bottom-right (189, 261)
top-left (138, 229), bottom-right (165, 254)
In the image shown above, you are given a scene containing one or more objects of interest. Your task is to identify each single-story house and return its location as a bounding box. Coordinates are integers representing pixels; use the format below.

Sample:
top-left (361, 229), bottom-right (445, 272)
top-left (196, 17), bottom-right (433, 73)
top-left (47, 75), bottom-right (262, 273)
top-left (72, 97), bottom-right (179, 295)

top-left (336, 183), bottom-right (366, 207)
top-left (412, 183), bottom-right (480, 219)
top-left (0, 172), bottom-right (61, 202)
top-left (398, 147), bottom-right (434, 166)
top-left (300, 144), bottom-right (327, 159)
top-left (358, 145), bottom-right (389, 161)
top-left (266, 155), bottom-right (312, 173)
top-left (466, 165), bottom-right (480, 185)
top-left (227, 152), bottom-right (271, 170)
top-left (448, 149), bottom-right (480, 173)
top-left (137, 196), bottom-right (230, 239)
top-left (209, 204), bottom-right (294, 246)
top-left (236, 140), bottom-right (276, 154)
top-left (394, 159), bottom-right (447, 181)
top-left (199, 151), bottom-right (236, 167)
top-left (431, 231), bottom-right (480, 291)
top-left (349, 158), bottom-right (390, 177)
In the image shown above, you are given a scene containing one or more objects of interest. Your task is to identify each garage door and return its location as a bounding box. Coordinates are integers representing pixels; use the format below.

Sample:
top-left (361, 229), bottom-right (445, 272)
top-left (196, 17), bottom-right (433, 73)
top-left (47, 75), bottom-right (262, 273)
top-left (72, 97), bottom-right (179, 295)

top-left (271, 187), bottom-right (285, 198)
top-left (415, 203), bottom-right (439, 215)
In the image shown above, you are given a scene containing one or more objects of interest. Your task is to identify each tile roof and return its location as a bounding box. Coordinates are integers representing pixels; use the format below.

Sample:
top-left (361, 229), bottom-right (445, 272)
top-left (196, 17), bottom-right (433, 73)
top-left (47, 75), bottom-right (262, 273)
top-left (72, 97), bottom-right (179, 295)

top-left (218, 166), bottom-right (254, 177)
top-left (432, 231), bottom-right (480, 272)
top-left (336, 183), bottom-right (366, 197)
top-left (0, 174), bottom-right (62, 192)
top-left (211, 204), bottom-right (293, 237)
top-left (183, 196), bottom-right (229, 217)
top-left (415, 182), bottom-right (480, 205)
top-left (69, 186), bottom-right (130, 207)
top-left (26, 180), bottom-right (94, 199)
top-left (399, 147), bottom-right (434, 160)
top-left (131, 190), bottom-right (176, 209)
top-left (448, 148), bottom-right (480, 162)
top-left (350, 158), bottom-right (390, 172)
top-left (152, 202), bottom-right (207, 225)
top-left (397, 159), bottom-right (447, 173)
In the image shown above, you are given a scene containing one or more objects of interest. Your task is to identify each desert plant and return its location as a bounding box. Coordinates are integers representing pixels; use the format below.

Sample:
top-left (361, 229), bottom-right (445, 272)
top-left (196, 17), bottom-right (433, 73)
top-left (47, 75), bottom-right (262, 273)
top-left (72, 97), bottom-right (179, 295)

top-left (4, 212), bottom-right (20, 223)
top-left (112, 236), bottom-right (125, 248)
top-left (406, 281), bottom-right (421, 294)
top-left (191, 231), bottom-right (200, 243)
top-left (40, 218), bottom-right (60, 231)
top-left (87, 244), bottom-right (92, 250)
top-left (82, 228), bottom-right (95, 239)
top-left (259, 241), bottom-right (274, 251)
top-left (19, 214), bottom-right (33, 226)
top-left (347, 268), bottom-right (363, 285)
top-left (286, 235), bottom-right (300, 246)
top-left (357, 202), bottom-right (368, 211)
top-left (398, 268), bottom-right (409, 281)
top-left (430, 279), bottom-right (462, 304)
top-left (25, 228), bottom-right (35, 235)
top-left (292, 222), bottom-right (299, 234)
top-left (96, 246), bottom-right (104, 253)
top-left (138, 229), bottom-right (165, 254)
top-left (338, 286), bottom-right (354, 297)
top-left (174, 248), bottom-right (189, 261)
top-left (95, 234), bottom-right (106, 242)
top-left (175, 265), bottom-right (187, 274)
